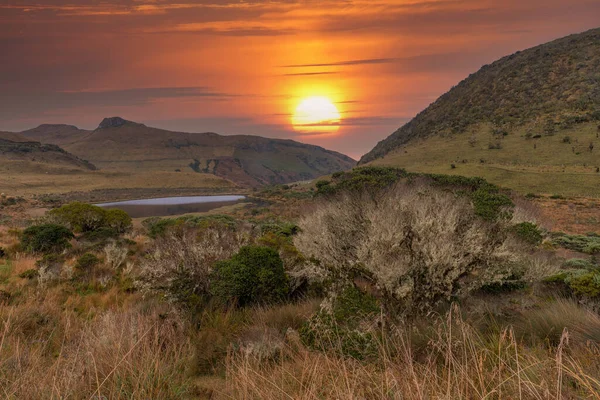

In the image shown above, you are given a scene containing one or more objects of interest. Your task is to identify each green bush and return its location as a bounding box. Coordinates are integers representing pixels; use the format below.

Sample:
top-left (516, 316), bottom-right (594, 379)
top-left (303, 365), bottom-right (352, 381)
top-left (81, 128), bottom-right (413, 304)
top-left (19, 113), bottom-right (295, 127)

top-left (259, 221), bottom-right (299, 237)
top-left (563, 258), bottom-right (596, 269)
top-left (316, 167), bottom-right (407, 196)
top-left (512, 222), bottom-right (544, 245)
top-left (545, 267), bottom-right (600, 299)
top-left (299, 286), bottom-right (380, 360)
top-left (568, 271), bottom-right (600, 297)
top-left (104, 209), bottom-right (132, 233)
top-left (75, 253), bottom-right (101, 271)
top-left (48, 202), bottom-right (131, 233)
top-left (18, 269), bottom-right (39, 279)
top-left (210, 246), bottom-right (289, 307)
top-left (552, 233), bottom-right (600, 254)
top-left (21, 224), bottom-right (74, 253)
top-left (80, 227), bottom-right (119, 242)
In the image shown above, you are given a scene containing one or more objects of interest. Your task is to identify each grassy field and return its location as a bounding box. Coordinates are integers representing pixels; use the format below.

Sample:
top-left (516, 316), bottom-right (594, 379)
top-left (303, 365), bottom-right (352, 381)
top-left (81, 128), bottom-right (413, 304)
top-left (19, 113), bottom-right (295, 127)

top-left (0, 160), bottom-right (236, 197)
top-left (371, 122), bottom-right (600, 197)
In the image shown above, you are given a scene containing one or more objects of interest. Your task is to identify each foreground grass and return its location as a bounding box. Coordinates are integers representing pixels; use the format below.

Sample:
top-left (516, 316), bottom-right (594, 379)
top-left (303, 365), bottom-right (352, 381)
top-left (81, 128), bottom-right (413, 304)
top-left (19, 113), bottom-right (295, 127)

top-left (1, 263), bottom-right (599, 400)
top-left (222, 304), bottom-right (600, 400)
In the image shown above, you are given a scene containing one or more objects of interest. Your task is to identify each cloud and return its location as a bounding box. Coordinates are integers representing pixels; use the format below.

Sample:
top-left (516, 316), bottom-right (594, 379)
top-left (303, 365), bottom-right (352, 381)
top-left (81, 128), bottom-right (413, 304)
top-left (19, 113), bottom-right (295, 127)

top-left (282, 58), bottom-right (398, 68)
top-left (282, 71), bottom-right (339, 76)
top-left (0, 87), bottom-right (236, 120)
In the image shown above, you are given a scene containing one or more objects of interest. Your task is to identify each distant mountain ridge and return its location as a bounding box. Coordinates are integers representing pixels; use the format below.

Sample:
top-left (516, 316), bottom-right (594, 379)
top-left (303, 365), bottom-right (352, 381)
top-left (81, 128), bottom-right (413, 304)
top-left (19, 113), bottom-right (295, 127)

top-left (20, 117), bottom-right (356, 187)
top-left (360, 27), bottom-right (600, 164)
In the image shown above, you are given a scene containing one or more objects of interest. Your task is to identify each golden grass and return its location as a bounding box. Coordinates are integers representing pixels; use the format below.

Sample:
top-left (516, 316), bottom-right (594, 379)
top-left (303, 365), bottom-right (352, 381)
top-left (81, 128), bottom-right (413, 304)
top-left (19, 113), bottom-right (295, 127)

top-left (0, 161), bottom-right (235, 197)
top-left (371, 122), bottom-right (600, 197)
top-left (221, 307), bottom-right (600, 400)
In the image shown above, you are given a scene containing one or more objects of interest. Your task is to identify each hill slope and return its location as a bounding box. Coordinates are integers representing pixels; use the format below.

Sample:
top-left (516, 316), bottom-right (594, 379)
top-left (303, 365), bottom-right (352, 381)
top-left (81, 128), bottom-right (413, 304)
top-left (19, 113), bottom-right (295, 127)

top-left (0, 132), bottom-right (96, 170)
top-left (22, 117), bottom-right (355, 187)
top-left (359, 28), bottom-right (600, 196)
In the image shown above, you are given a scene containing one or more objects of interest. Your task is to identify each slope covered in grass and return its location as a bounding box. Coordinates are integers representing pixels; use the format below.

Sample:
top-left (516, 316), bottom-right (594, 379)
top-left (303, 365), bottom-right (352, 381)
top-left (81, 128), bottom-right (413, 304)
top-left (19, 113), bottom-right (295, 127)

top-left (360, 28), bottom-right (600, 196)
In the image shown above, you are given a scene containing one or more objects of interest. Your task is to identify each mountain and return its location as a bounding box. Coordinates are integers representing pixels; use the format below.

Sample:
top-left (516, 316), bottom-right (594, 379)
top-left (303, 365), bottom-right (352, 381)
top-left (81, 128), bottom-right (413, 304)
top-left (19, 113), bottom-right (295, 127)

top-left (358, 28), bottom-right (600, 197)
top-left (0, 131), bottom-right (96, 170)
top-left (21, 117), bottom-right (356, 187)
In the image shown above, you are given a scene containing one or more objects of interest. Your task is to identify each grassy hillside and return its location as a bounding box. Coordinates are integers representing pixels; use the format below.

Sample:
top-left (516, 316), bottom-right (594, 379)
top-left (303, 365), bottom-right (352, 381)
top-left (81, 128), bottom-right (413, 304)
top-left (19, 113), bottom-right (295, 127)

top-left (0, 132), bottom-right (96, 171)
top-left (21, 117), bottom-right (356, 187)
top-left (360, 28), bottom-right (600, 196)
top-left (371, 121), bottom-right (600, 197)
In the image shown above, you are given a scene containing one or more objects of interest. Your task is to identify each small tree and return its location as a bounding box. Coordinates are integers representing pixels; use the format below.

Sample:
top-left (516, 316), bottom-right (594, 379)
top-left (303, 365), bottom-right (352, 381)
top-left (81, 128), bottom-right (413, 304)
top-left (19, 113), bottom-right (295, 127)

top-left (48, 202), bottom-right (132, 233)
top-left (105, 209), bottom-right (132, 233)
top-left (210, 246), bottom-right (289, 307)
top-left (48, 202), bottom-right (107, 232)
top-left (75, 253), bottom-right (101, 272)
top-left (21, 224), bottom-right (74, 254)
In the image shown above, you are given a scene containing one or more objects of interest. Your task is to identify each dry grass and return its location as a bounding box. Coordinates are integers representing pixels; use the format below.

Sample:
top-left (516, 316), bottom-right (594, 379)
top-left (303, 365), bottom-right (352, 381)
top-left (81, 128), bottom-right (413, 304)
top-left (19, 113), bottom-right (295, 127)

top-left (0, 294), bottom-right (193, 399)
top-left (222, 306), bottom-right (600, 400)
top-left (0, 162), bottom-right (234, 197)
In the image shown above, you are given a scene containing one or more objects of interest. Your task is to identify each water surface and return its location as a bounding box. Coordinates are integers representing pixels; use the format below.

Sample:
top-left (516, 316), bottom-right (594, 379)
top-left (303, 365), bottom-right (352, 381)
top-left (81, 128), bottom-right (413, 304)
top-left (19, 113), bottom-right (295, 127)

top-left (96, 195), bottom-right (246, 218)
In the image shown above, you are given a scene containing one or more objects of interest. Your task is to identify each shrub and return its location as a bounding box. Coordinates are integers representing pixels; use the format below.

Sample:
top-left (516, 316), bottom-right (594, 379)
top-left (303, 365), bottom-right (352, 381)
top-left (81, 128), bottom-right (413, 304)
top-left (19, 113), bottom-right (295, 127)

top-left (316, 167), bottom-right (407, 196)
top-left (104, 209), bottom-right (132, 233)
top-left (295, 183), bottom-right (525, 315)
top-left (259, 220), bottom-right (299, 237)
top-left (512, 222), bottom-right (543, 245)
top-left (75, 253), bottom-right (101, 272)
top-left (210, 246), bottom-right (289, 307)
top-left (48, 202), bottom-right (107, 232)
top-left (80, 227), bottom-right (119, 243)
top-left (143, 214), bottom-right (236, 238)
top-left (21, 224), bottom-right (74, 253)
top-left (563, 258), bottom-right (596, 269)
top-left (18, 269), bottom-right (39, 279)
top-left (48, 202), bottom-right (131, 233)
top-left (552, 233), bottom-right (600, 254)
top-left (316, 167), bottom-right (514, 222)
top-left (138, 225), bottom-right (252, 309)
top-left (299, 286), bottom-right (380, 360)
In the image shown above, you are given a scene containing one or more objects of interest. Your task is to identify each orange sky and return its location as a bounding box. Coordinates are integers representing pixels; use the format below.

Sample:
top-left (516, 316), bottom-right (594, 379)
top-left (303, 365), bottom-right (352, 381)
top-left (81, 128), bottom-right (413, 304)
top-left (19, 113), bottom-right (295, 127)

top-left (1, 0), bottom-right (599, 158)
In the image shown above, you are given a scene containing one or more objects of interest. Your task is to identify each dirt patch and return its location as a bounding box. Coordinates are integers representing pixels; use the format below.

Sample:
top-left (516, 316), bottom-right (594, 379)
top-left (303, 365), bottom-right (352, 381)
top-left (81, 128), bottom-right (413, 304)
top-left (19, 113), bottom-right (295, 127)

top-left (536, 197), bottom-right (600, 234)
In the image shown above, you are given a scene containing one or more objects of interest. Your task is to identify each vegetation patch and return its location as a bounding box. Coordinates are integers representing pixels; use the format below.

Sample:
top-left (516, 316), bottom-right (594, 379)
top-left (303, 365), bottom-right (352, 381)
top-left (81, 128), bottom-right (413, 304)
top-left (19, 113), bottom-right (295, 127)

top-left (210, 246), bottom-right (289, 307)
top-left (551, 232), bottom-right (600, 254)
top-left (299, 286), bottom-right (380, 360)
top-left (317, 167), bottom-right (514, 221)
top-left (143, 214), bottom-right (237, 238)
top-left (21, 224), bottom-right (74, 254)
top-left (512, 222), bottom-right (544, 245)
top-left (48, 202), bottom-right (132, 233)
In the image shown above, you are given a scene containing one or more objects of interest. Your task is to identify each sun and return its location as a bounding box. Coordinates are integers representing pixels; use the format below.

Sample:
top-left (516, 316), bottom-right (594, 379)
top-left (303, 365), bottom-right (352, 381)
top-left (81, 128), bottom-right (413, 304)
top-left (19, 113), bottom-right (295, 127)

top-left (292, 96), bottom-right (341, 134)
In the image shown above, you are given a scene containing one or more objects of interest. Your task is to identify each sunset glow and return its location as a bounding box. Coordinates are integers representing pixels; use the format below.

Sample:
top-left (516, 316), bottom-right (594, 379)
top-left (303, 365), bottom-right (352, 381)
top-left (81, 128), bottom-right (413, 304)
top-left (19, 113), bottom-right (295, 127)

top-left (0, 1), bottom-right (599, 159)
top-left (292, 97), bottom-right (341, 134)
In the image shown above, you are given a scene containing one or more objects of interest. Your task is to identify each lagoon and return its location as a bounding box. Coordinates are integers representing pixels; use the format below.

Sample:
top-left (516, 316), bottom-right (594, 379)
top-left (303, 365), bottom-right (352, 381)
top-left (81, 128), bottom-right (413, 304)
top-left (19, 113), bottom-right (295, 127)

top-left (95, 195), bottom-right (246, 218)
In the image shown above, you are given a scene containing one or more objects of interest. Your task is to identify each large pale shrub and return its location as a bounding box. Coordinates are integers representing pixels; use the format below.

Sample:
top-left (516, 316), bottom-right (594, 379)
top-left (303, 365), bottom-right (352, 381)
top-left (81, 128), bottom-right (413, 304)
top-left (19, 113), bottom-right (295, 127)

top-left (295, 183), bottom-right (525, 315)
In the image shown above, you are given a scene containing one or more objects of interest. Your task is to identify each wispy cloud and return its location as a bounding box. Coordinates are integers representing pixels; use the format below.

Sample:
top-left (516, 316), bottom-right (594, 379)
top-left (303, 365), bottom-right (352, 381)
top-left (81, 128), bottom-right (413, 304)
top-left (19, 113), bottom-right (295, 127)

top-left (282, 71), bottom-right (339, 76)
top-left (282, 58), bottom-right (398, 68)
